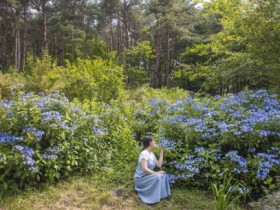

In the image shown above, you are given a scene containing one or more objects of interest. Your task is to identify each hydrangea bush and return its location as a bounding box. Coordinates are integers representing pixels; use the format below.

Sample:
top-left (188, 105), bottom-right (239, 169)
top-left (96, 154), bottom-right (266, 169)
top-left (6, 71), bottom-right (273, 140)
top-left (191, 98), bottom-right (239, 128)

top-left (151, 90), bottom-right (280, 195)
top-left (0, 91), bottom-right (138, 195)
top-left (0, 89), bottom-right (279, 198)
top-left (127, 89), bottom-right (280, 196)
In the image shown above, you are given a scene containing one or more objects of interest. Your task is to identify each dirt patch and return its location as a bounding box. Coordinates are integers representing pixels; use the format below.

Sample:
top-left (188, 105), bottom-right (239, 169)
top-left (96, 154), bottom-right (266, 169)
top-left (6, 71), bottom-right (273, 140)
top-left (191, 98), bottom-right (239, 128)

top-left (29, 187), bottom-right (138, 210)
top-left (31, 190), bottom-right (92, 210)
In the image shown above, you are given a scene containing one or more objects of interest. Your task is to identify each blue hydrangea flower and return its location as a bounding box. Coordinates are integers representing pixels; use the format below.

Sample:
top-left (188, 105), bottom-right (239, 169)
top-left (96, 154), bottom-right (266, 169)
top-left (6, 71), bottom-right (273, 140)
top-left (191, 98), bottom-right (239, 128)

top-left (0, 133), bottom-right (24, 144)
top-left (13, 145), bottom-right (38, 172)
top-left (42, 153), bottom-right (58, 159)
top-left (22, 128), bottom-right (44, 141)
top-left (157, 137), bottom-right (176, 150)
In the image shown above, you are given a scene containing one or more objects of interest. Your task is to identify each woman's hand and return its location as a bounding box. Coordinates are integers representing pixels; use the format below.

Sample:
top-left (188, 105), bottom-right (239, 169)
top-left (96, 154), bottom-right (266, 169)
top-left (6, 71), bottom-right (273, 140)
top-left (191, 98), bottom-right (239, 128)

top-left (156, 148), bottom-right (164, 168)
top-left (157, 170), bottom-right (166, 174)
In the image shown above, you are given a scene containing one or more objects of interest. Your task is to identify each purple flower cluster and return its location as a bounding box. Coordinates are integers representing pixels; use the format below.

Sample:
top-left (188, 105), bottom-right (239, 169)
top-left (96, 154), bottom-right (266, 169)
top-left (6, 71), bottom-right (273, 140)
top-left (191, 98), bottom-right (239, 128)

top-left (34, 92), bottom-right (69, 111)
top-left (157, 137), bottom-right (176, 150)
top-left (92, 127), bottom-right (108, 136)
top-left (257, 153), bottom-right (280, 180)
top-left (47, 146), bottom-right (61, 152)
top-left (225, 151), bottom-right (248, 174)
top-left (229, 186), bottom-right (250, 194)
top-left (135, 110), bottom-right (145, 116)
top-left (170, 153), bottom-right (205, 181)
top-left (0, 133), bottom-right (24, 144)
top-left (167, 174), bottom-right (177, 184)
top-left (41, 111), bottom-right (62, 123)
top-left (42, 146), bottom-right (62, 160)
top-left (0, 100), bottom-right (12, 109)
top-left (13, 145), bottom-right (38, 172)
top-left (22, 128), bottom-right (44, 141)
top-left (42, 153), bottom-right (58, 159)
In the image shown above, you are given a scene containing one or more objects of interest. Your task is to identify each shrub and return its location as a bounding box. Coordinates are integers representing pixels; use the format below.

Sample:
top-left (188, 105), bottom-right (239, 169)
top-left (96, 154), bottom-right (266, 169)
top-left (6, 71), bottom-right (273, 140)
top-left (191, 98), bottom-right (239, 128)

top-left (153, 90), bottom-right (280, 196)
top-left (0, 71), bottom-right (26, 99)
top-left (61, 58), bottom-right (125, 102)
top-left (24, 54), bottom-right (125, 103)
top-left (1, 88), bottom-right (279, 200)
top-left (0, 91), bottom-right (133, 195)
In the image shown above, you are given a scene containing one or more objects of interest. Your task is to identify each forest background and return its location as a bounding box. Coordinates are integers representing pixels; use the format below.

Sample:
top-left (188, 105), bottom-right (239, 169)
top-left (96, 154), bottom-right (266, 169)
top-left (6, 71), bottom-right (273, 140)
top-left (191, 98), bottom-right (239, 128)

top-left (1, 0), bottom-right (279, 97)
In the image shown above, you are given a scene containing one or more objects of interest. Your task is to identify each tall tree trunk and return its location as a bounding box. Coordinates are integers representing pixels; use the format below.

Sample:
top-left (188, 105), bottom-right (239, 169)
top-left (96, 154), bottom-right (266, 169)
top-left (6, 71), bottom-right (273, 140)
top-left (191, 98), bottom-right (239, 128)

top-left (1, 36), bottom-right (5, 72)
top-left (16, 27), bottom-right (21, 71)
top-left (21, 2), bottom-right (28, 71)
top-left (30, 0), bottom-right (49, 56)
top-left (109, 16), bottom-right (114, 51)
top-left (54, 33), bottom-right (57, 61)
top-left (152, 30), bottom-right (161, 88)
top-left (165, 25), bottom-right (170, 87)
top-left (117, 19), bottom-right (122, 55)
top-left (71, 19), bottom-right (74, 60)
top-left (15, 15), bottom-right (21, 71)
top-left (58, 47), bottom-right (64, 66)
top-left (123, 0), bottom-right (129, 49)
top-left (42, 4), bottom-right (47, 54)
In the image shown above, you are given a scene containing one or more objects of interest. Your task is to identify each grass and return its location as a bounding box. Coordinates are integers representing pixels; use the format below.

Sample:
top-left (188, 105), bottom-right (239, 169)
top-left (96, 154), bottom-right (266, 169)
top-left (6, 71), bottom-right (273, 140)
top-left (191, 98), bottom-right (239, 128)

top-left (0, 164), bottom-right (252, 210)
top-left (0, 173), bottom-right (218, 210)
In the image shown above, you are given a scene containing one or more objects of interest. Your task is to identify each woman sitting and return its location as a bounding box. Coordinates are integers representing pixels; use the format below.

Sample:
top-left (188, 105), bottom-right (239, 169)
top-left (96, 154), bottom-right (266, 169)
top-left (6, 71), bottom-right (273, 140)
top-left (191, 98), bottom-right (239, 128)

top-left (134, 136), bottom-right (171, 204)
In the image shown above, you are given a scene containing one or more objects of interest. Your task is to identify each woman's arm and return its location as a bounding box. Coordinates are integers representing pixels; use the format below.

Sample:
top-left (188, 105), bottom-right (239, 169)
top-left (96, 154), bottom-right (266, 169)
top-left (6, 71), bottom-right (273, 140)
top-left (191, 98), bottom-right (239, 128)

top-left (141, 159), bottom-right (165, 175)
top-left (156, 148), bottom-right (164, 168)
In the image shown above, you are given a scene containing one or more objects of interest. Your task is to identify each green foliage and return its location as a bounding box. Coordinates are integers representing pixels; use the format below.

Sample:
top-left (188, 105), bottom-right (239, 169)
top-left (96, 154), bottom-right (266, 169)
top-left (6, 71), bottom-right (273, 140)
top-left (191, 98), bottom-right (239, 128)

top-left (13, 54), bottom-right (125, 103)
top-left (79, 38), bottom-right (109, 60)
top-left (126, 85), bottom-right (189, 103)
top-left (95, 99), bottom-right (140, 169)
top-left (178, 0), bottom-right (280, 94)
top-left (239, 0), bottom-right (280, 94)
top-left (212, 174), bottom-right (248, 210)
top-left (121, 41), bottom-right (154, 88)
top-left (61, 58), bottom-right (125, 102)
top-left (23, 52), bottom-right (64, 94)
top-left (53, 22), bottom-right (109, 61)
top-left (0, 71), bottom-right (26, 99)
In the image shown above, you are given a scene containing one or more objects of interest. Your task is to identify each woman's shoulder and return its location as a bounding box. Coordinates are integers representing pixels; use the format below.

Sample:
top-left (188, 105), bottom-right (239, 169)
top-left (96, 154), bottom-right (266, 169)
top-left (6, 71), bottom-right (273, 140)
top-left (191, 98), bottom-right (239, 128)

top-left (140, 150), bottom-right (155, 157)
top-left (140, 150), bottom-right (149, 155)
top-left (138, 150), bottom-right (153, 161)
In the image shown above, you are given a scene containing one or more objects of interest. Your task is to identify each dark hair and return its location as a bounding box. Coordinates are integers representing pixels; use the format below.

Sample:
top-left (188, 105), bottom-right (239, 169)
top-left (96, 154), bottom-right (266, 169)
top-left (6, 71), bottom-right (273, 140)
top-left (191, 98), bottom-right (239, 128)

top-left (142, 136), bottom-right (154, 149)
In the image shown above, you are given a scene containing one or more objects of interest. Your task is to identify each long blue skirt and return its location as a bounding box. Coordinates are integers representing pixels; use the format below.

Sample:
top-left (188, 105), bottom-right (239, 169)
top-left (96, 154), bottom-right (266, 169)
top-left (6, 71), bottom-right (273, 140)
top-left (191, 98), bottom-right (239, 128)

top-left (134, 173), bottom-right (171, 204)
